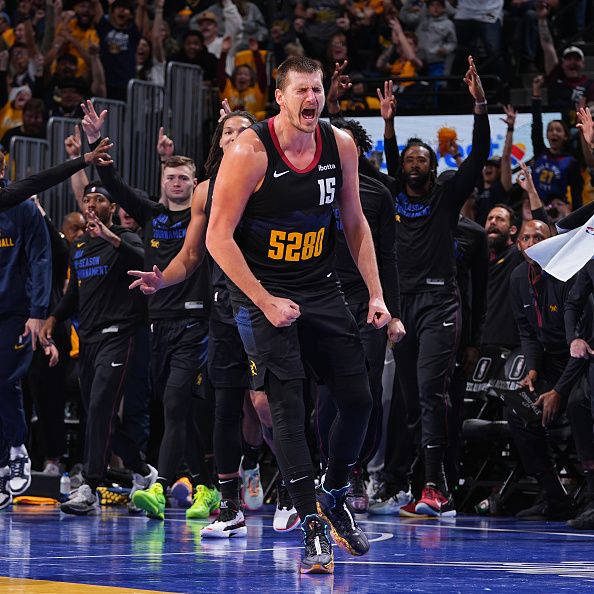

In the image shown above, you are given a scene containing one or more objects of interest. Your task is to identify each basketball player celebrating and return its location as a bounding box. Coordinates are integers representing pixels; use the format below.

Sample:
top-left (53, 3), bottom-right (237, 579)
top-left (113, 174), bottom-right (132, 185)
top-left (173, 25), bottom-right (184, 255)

top-left (206, 56), bottom-right (390, 574)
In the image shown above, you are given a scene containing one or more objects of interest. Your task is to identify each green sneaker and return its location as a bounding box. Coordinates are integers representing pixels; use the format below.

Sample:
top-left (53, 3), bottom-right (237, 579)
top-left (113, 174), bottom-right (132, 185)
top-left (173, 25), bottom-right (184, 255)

top-left (186, 485), bottom-right (221, 519)
top-left (132, 482), bottom-right (166, 520)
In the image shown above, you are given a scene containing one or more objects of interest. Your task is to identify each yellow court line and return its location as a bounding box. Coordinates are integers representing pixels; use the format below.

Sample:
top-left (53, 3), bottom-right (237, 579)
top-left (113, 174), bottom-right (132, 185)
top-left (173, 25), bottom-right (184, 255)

top-left (0, 577), bottom-right (179, 594)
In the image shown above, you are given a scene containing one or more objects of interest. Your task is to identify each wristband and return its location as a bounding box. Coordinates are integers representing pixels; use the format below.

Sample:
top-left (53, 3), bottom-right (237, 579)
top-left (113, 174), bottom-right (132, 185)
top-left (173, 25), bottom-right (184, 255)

top-left (507, 126), bottom-right (514, 132)
top-left (475, 100), bottom-right (487, 106)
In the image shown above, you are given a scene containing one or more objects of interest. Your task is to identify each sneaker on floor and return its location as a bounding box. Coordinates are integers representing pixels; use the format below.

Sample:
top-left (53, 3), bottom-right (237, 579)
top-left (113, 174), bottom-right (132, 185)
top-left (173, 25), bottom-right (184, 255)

top-left (347, 468), bottom-right (369, 513)
top-left (316, 480), bottom-right (369, 556)
top-left (200, 499), bottom-right (247, 538)
top-left (132, 482), bottom-right (166, 520)
top-left (366, 474), bottom-right (382, 501)
top-left (0, 467), bottom-right (12, 511)
top-left (171, 477), bottom-right (193, 508)
top-left (567, 500), bottom-right (594, 529)
top-left (8, 450), bottom-right (31, 496)
top-left (370, 488), bottom-right (413, 515)
top-left (300, 514), bottom-right (334, 574)
top-left (399, 500), bottom-right (433, 518)
top-left (516, 496), bottom-right (576, 521)
top-left (186, 485), bottom-right (221, 519)
top-left (415, 484), bottom-right (456, 518)
top-left (60, 484), bottom-right (99, 516)
top-left (128, 465), bottom-right (158, 514)
top-left (274, 481), bottom-right (300, 532)
top-left (240, 463), bottom-right (263, 511)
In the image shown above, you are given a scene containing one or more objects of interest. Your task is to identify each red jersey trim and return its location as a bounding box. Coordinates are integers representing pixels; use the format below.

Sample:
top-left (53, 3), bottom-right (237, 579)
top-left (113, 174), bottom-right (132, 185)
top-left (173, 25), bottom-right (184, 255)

top-left (267, 116), bottom-right (322, 174)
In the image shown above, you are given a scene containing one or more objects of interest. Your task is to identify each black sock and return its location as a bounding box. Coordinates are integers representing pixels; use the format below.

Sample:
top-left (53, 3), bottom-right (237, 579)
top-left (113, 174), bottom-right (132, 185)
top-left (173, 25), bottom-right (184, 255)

top-left (536, 469), bottom-right (566, 500)
top-left (203, 455), bottom-right (215, 488)
top-left (285, 471), bottom-right (317, 518)
top-left (219, 476), bottom-right (240, 504)
top-left (324, 459), bottom-right (351, 491)
top-left (424, 445), bottom-right (448, 494)
top-left (242, 443), bottom-right (262, 471)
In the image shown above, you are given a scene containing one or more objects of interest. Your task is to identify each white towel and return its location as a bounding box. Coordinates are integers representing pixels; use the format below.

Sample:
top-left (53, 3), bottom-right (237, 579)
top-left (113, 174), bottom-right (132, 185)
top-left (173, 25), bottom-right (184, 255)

top-left (526, 213), bottom-right (594, 281)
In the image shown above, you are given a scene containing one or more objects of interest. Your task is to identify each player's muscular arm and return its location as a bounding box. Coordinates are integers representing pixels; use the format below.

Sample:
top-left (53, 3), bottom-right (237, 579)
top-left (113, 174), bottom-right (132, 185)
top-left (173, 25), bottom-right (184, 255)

top-left (334, 127), bottom-right (390, 329)
top-left (206, 131), bottom-right (300, 328)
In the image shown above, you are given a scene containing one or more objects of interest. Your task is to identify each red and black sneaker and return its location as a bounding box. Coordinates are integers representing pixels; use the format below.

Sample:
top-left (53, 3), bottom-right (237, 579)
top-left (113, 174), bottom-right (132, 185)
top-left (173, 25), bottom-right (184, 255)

top-left (399, 500), bottom-right (433, 519)
top-left (415, 484), bottom-right (456, 518)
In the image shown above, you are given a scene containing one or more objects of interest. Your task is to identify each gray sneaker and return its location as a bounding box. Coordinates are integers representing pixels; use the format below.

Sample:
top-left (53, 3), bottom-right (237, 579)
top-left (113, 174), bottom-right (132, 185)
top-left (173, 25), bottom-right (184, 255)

top-left (128, 464), bottom-right (158, 514)
top-left (60, 484), bottom-right (99, 516)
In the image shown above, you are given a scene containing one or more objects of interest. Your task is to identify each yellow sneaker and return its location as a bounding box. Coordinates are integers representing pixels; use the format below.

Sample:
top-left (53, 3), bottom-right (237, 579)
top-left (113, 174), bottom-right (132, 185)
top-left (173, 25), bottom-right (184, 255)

top-left (186, 485), bottom-right (221, 519)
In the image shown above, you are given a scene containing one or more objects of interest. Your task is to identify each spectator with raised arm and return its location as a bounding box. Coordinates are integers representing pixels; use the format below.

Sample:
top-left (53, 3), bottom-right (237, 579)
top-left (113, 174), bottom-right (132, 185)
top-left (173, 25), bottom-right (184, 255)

top-left (531, 74), bottom-right (583, 209)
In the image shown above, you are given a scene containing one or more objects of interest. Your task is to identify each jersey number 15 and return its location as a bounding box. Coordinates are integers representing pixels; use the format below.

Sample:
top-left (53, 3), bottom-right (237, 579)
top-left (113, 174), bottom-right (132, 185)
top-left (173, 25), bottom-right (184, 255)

top-left (318, 177), bottom-right (336, 206)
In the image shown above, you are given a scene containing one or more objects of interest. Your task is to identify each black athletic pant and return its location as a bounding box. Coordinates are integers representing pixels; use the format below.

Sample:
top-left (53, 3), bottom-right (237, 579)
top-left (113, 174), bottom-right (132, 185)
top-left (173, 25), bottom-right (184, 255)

top-left (151, 318), bottom-right (209, 486)
top-left (79, 331), bottom-right (146, 488)
top-left (23, 322), bottom-right (69, 461)
top-left (232, 286), bottom-right (372, 517)
top-left (394, 287), bottom-right (461, 448)
top-left (507, 354), bottom-right (594, 475)
top-left (209, 312), bottom-right (250, 477)
top-left (316, 301), bottom-right (387, 468)
top-left (0, 316), bottom-right (32, 467)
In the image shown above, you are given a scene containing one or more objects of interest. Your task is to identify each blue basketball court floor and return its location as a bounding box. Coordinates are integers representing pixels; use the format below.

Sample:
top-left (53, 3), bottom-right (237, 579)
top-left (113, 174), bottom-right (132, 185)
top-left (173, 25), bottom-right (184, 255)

top-left (0, 505), bottom-right (593, 593)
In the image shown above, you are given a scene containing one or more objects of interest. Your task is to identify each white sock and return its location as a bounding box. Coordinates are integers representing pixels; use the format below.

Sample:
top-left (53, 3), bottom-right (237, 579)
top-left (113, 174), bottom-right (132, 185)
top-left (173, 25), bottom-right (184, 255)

top-left (10, 445), bottom-right (27, 459)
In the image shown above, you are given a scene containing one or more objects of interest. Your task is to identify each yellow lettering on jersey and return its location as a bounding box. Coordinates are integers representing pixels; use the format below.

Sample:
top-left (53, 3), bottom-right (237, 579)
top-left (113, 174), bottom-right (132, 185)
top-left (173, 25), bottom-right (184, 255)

top-left (250, 360), bottom-right (258, 376)
top-left (395, 214), bottom-right (401, 223)
top-left (195, 373), bottom-right (203, 385)
top-left (150, 239), bottom-right (160, 249)
top-left (267, 228), bottom-right (325, 262)
top-left (0, 237), bottom-right (14, 247)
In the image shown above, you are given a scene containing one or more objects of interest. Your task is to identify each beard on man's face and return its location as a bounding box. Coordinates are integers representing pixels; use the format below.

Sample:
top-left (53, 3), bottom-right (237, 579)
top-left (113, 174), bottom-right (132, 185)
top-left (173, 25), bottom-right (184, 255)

top-left (486, 226), bottom-right (510, 251)
top-left (403, 170), bottom-right (431, 191)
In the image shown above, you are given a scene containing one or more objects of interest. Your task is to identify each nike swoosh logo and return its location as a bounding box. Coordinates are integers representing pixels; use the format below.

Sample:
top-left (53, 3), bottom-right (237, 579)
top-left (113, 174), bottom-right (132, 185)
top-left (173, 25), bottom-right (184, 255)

top-left (443, 322), bottom-right (454, 327)
top-left (111, 362), bottom-right (124, 367)
top-left (186, 322), bottom-right (200, 329)
top-left (76, 242), bottom-right (85, 248)
top-left (273, 170), bottom-right (289, 178)
top-left (289, 475), bottom-right (308, 484)
top-left (523, 304), bottom-right (531, 308)
top-left (14, 344), bottom-right (25, 351)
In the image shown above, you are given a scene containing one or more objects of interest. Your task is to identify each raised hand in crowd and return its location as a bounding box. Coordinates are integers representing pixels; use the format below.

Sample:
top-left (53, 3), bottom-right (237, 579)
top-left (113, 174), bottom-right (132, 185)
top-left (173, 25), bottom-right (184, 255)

top-left (577, 106), bottom-right (594, 148)
top-left (83, 137), bottom-right (114, 166)
top-left (80, 100), bottom-right (108, 143)
top-left (532, 74), bottom-right (544, 98)
top-left (327, 60), bottom-right (351, 114)
top-left (219, 98), bottom-right (231, 122)
top-left (500, 104), bottom-right (517, 129)
top-left (64, 124), bottom-right (82, 159)
top-left (463, 55), bottom-right (486, 105)
top-left (377, 79), bottom-right (396, 121)
top-left (157, 126), bottom-right (174, 160)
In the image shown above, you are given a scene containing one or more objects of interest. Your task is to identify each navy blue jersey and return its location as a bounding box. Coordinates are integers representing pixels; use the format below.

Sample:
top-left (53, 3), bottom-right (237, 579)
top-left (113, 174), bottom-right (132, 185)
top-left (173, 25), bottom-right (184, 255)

top-left (234, 118), bottom-right (343, 293)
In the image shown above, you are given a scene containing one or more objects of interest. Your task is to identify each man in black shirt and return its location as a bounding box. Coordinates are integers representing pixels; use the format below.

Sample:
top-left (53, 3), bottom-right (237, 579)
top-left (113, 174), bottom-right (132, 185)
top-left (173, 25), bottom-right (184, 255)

top-left (42, 183), bottom-right (155, 516)
top-left (79, 101), bottom-right (218, 521)
top-left (391, 57), bottom-right (490, 517)
top-left (315, 118), bottom-right (405, 513)
top-left (508, 219), bottom-right (594, 522)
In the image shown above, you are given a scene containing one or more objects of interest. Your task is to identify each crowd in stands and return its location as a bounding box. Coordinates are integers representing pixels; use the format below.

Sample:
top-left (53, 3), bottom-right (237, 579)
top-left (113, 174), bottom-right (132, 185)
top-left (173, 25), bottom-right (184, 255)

top-left (2, 0), bottom-right (594, 542)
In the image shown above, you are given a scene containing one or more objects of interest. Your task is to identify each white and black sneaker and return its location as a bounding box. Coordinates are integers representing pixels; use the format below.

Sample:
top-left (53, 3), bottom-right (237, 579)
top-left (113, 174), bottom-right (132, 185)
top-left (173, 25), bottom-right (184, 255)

top-left (128, 464), bottom-right (158, 514)
top-left (8, 447), bottom-right (31, 495)
top-left (273, 480), bottom-right (300, 532)
top-left (200, 499), bottom-right (247, 539)
top-left (0, 467), bottom-right (12, 510)
top-left (60, 484), bottom-right (100, 516)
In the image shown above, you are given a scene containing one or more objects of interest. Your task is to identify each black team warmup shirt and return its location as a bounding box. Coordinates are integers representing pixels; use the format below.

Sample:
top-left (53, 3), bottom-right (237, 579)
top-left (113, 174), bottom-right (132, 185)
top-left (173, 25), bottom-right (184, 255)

top-left (333, 174), bottom-right (400, 317)
top-left (52, 226), bottom-right (146, 342)
top-left (95, 164), bottom-right (211, 321)
top-left (393, 113), bottom-right (491, 294)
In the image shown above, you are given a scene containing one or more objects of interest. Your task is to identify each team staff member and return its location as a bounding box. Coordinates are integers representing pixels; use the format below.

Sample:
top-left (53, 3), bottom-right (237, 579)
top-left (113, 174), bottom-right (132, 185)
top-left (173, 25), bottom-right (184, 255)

top-left (79, 101), bottom-right (218, 521)
top-left (316, 117), bottom-right (405, 513)
top-left (206, 56), bottom-right (390, 575)
top-left (510, 215), bottom-right (594, 523)
top-left (390, 57), bottom-right (490, 517)
top-left (42, 183), bottom-right (155, 515)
